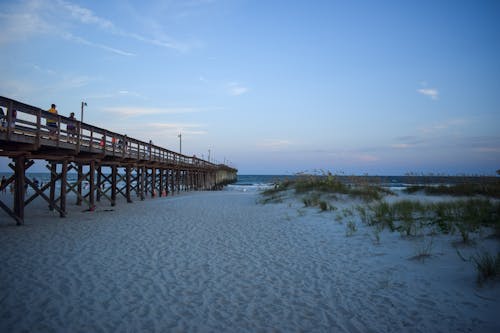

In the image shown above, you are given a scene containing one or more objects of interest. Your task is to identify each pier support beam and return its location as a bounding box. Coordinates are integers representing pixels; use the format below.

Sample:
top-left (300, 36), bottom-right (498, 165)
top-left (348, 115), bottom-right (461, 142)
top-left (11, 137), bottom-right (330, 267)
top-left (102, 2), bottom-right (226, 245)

top-left (126, 165), bottom-right (132, 203)
top-left (77, 164), bottom-right (83, 205)
top-left (60, 160), bottom-right (67, 217)
top-left (111, 165), bottom-right (117, 206)
top-left (13, 155), bottom-right (26, 225)
top-left (89, 161), bottom-right (95, 210)
top-left (49, 163), bottom-right (56, 211)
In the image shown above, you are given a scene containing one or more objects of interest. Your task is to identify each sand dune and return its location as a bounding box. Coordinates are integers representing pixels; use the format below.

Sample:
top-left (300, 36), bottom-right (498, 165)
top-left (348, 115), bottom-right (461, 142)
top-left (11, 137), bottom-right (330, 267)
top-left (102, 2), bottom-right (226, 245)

top-left (1, 190), bottom-right (499, 332)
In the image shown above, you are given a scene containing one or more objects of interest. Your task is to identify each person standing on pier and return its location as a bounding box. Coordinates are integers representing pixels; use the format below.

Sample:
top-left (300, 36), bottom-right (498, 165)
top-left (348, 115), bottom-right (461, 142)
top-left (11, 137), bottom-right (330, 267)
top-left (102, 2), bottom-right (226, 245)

top-left (0, 108), bottom-right (6, 129)
top-left (47, 104), bottom-right (58, 139)
top-left (67, 112), bottom-right (77, 143)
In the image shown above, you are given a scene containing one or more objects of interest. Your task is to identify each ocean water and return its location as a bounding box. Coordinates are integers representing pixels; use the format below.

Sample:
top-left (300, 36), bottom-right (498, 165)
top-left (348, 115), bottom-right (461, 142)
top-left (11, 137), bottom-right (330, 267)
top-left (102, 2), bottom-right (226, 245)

top-left (226, 175), bottom-right (294, 192)
top-left (1, 172), bottom-right (496, 193)
top-left (226, 174), bottom-right (498, 192)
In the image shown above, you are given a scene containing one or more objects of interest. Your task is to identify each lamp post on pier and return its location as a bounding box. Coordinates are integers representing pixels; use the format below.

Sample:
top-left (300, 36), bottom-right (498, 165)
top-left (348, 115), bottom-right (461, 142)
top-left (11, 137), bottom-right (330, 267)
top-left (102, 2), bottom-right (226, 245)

top-left (80, 101), bottom-right (87, 138)
top-left (178, 133), bottom-right (182, 154)
top-left (80, 101), bottom-right (87, 124)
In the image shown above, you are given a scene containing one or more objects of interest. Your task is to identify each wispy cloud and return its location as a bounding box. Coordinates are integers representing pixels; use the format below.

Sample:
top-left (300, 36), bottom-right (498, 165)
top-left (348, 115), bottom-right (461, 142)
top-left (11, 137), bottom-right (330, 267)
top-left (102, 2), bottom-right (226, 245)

top-left (473, 147), bottom-right (500, 153)
top-left (228, 82), bottom-right (249, 96)
top-left (0, 0), bottom-right (194, 54)
top-left (0, 10), bottom-right (50, 44)
top-left (258, 140), bottom-right (292, 148)
top-left (417, 88), bottom-right (439, 100)
top-left (417, 82), bottom-right (439, 100)
top-left (355, 154), bottom-right (380, 162)
top-left (102, 106), bottom-right (204, 117)
top-left (58, 0), bottom-right (114, 30)
top-left (148, 122), bottom-right (207, 135)
top-left (391, 143), bottom-right (413, 149)
top-left (60, 31), bottom-right (135, 56)
top-left (418, 118), bottom-right (466, 134)
top-left (85, 90), bottom-right (146, 100)
top-left (58, 0), bottom-right (198, 52)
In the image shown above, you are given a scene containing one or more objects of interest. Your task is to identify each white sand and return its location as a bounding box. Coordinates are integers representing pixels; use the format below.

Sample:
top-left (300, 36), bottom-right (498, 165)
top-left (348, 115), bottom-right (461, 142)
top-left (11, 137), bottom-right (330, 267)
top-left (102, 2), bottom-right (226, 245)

top-left (1, 190), bottom-right (499, 332)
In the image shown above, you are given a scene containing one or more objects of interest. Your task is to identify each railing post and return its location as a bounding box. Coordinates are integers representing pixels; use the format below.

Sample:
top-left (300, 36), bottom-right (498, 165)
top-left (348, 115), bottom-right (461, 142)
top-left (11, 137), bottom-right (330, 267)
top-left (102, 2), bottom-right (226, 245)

top-left (56, 115), bottom-right (61, 148)
top-left (76, 122), bottom-right (81, 153)
top-left (6, 100), bottom-right (13, 140)
top-left (90, 128), bottom-right (94, 150)
top-left (36, 108), bottom-right (42, 148)
top-left (102, 131), bottom-right (106, 152)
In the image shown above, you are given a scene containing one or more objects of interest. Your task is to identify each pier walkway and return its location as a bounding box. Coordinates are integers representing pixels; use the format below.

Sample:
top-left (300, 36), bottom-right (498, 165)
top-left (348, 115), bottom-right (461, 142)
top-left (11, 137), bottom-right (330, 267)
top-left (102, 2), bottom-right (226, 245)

top-left (0, 96), bottom-right (237, 225)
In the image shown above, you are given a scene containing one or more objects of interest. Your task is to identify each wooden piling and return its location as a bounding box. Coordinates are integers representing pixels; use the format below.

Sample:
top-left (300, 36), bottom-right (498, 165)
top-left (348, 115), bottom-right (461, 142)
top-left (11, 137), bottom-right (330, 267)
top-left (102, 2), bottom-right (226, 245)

top-left (13, 155), bottom-right (26, 225)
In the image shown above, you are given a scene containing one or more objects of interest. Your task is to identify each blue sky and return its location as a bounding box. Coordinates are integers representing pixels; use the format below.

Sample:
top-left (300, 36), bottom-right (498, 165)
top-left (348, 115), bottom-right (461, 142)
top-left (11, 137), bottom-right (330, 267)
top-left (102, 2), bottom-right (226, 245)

top-left (1, 0), bottom-right (499, 175)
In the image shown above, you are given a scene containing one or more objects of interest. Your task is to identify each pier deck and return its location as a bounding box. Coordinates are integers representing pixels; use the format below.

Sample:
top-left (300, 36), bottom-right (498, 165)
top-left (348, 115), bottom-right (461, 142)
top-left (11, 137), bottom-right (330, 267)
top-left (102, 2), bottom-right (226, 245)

top-left (0, 96), bottom-right (237, 225)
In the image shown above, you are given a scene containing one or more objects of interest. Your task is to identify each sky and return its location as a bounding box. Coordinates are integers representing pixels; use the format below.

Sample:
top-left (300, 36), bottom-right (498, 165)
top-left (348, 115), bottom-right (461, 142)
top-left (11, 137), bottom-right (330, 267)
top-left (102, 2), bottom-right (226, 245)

top-left (1, 0), bottom-right (499, 175)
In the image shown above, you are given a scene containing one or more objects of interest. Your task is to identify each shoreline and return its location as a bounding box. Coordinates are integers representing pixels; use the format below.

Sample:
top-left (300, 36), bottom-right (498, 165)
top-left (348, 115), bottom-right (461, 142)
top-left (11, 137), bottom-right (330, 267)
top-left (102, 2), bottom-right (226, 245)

top-left (1, 189), bottom-right (499, 332)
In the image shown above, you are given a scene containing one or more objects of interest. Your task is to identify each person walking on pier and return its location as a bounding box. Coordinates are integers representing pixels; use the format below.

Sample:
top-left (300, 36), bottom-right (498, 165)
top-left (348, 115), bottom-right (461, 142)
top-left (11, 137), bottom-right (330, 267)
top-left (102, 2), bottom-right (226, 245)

top-left (67, 112), bottom-right (77, 143)
top-left (0, 108), bottom-right (6, 129)
top-left (47, 104), bottom-right (58, 139)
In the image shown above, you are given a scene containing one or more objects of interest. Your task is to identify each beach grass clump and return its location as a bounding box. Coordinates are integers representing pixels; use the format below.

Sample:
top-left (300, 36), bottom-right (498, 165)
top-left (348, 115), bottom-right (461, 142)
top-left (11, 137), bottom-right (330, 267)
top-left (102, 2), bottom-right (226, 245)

top-left (431, 199), bottom-right (499, 243)
top-left (392, 200), bottom-right (425, 237)
top-left (368, 201), bottom-right (396, 231)
top-left (348, 185), bottom-right (393, 201)
top-left (302, 192), bottom-right (321, 207)
top-left (260, 180), bottom-right (296, 204)
top-left (259, 194), bottom-right (284, 204)
top-left (471, 250), bottom-right (500, 285)
top-left (433, 201), bottom-right (456, 234)
top-left (404, 182), bottom-right (500, 198)
top-left (411, 237), bottom-right (434, 262)
top-left (319, 200), bottom-right (329, 211)
top-left (293, 172), bottom-right (391, 202)
top-left (365, 198), bottom-right (499, 240)
top-left (261, 180), bottom-right (293, 196)
top-left (368, 200), bottom-right (424, 235)
top-left (346, 220), bottom-right (357, 237)
top-left (294, 173), bottom-right (348, 194)
top-left (355, 205), bottom-right (370, 225)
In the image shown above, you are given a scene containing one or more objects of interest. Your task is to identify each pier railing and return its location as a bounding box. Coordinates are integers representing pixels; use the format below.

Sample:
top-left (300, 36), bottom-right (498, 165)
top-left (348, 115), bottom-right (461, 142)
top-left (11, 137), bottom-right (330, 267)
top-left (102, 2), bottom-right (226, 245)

top-left (0, 96), bottom-right (231, 171)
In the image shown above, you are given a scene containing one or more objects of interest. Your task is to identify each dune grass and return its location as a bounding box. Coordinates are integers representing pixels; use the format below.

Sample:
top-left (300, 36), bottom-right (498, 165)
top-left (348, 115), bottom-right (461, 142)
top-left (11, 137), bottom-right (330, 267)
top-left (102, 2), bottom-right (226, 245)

top-left (366, 198), bottom-right (500, 243)
top-left (404, 182), bottom-right (500, 198)
top-left (259, 174), bottom-right (500, 284)
top-left (472, 251), bottom-right (500, 285)
top-left (260, 173), bottom-right (393, 210)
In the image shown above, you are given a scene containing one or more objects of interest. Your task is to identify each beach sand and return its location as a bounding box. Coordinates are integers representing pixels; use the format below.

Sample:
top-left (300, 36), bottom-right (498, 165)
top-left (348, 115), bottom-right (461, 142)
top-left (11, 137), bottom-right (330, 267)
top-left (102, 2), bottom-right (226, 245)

top-left (1, 190), bottom-right (499, 332)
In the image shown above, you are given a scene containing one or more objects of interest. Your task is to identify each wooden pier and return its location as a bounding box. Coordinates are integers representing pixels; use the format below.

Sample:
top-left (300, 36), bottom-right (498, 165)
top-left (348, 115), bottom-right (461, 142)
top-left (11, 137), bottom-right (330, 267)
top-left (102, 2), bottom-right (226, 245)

top-left (0, 96), bottom-right (237, 225)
